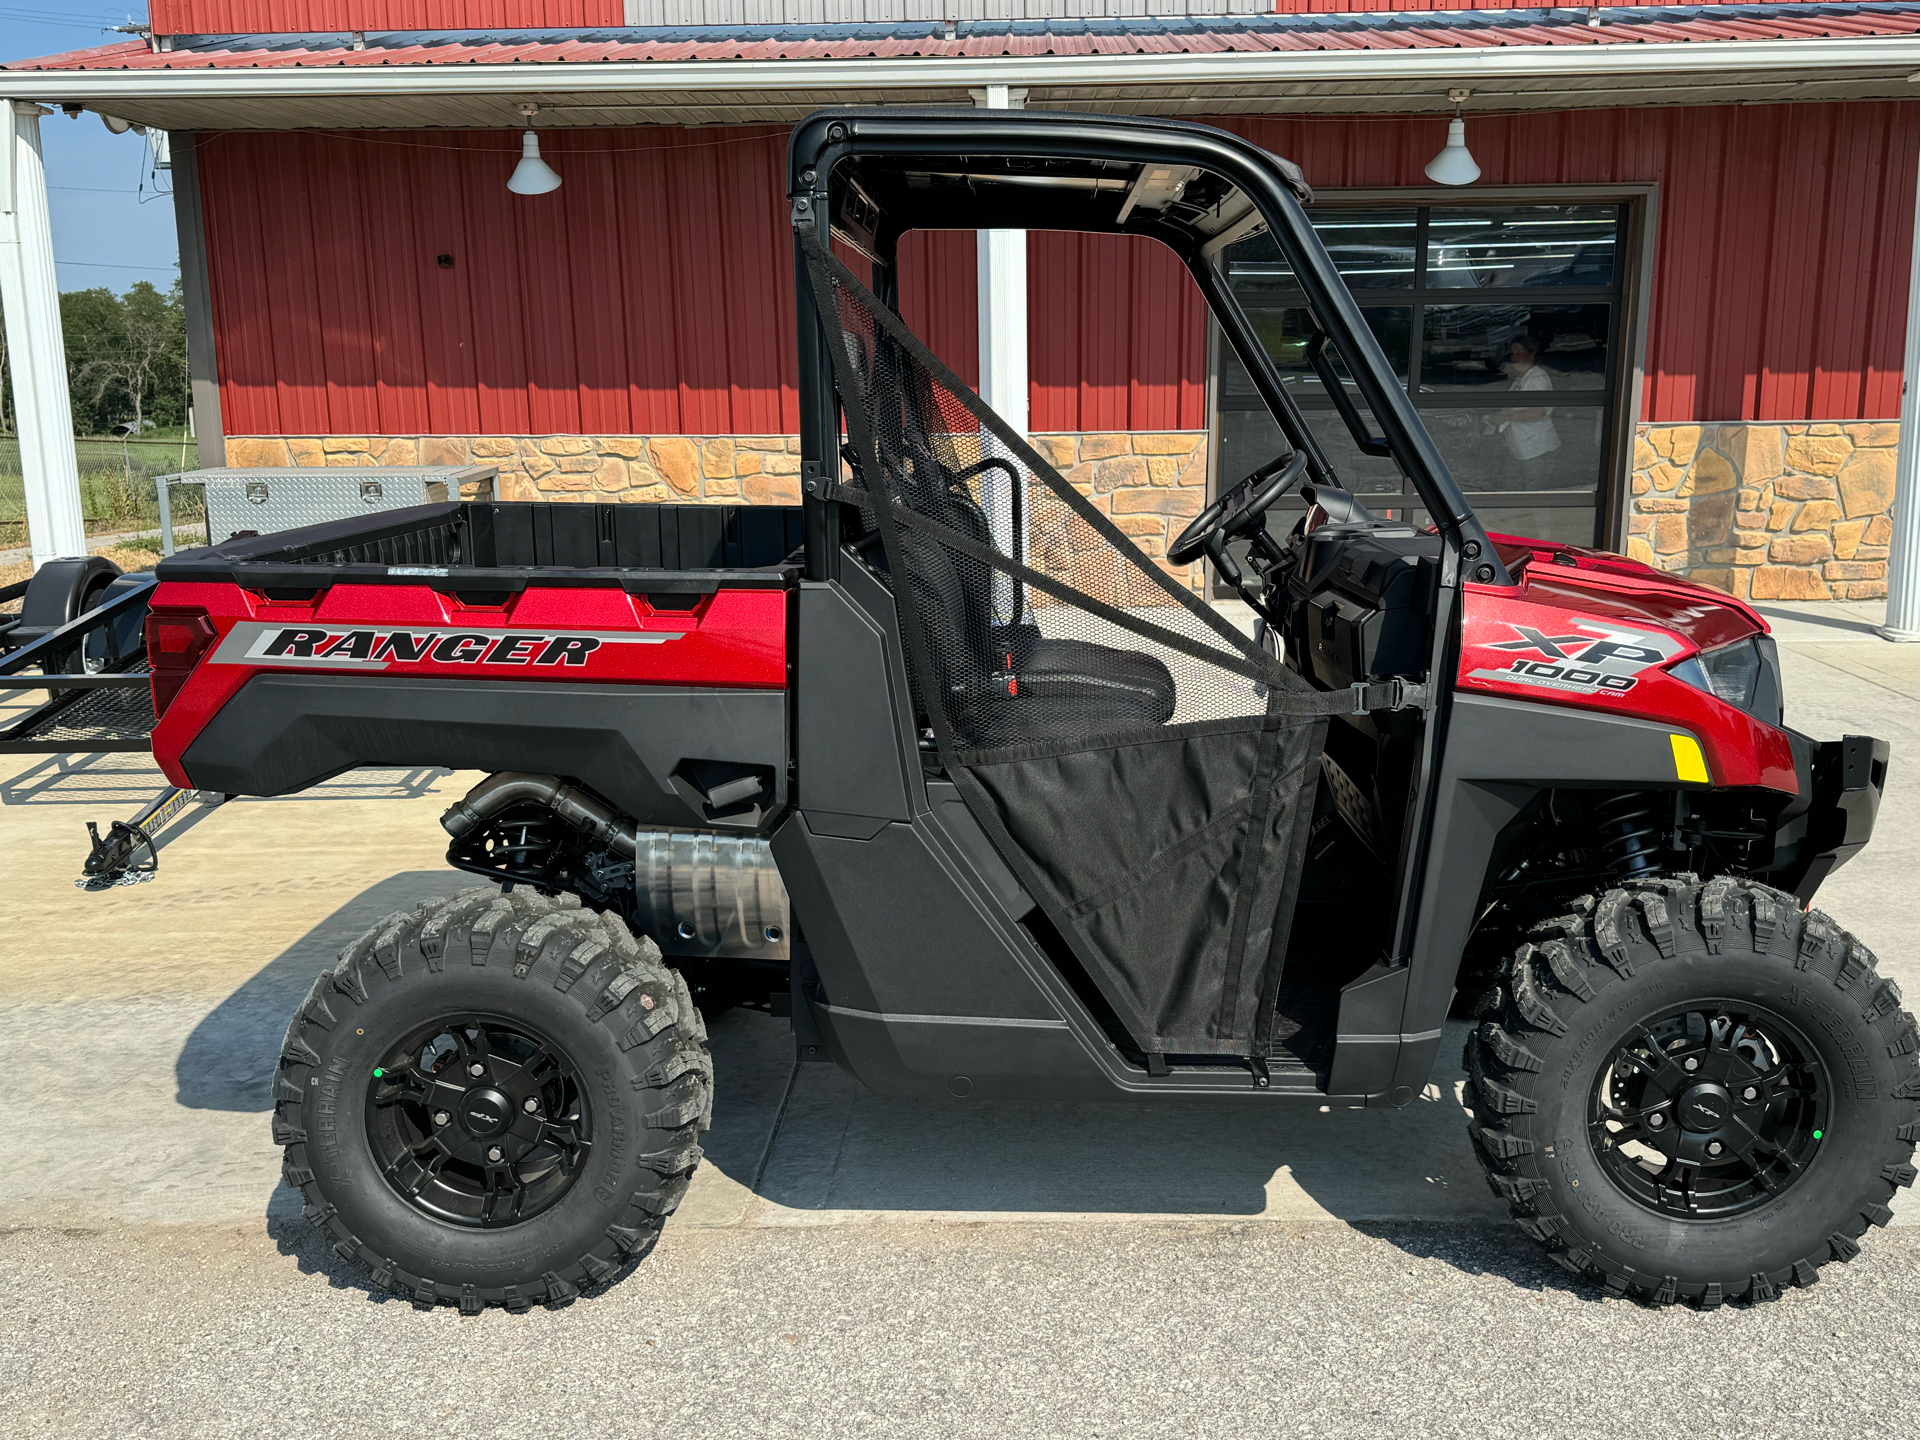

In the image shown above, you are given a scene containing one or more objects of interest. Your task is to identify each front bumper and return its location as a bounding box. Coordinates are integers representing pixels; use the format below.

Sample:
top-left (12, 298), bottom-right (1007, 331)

top-left (1783, 733), bottom-right (1889, 904)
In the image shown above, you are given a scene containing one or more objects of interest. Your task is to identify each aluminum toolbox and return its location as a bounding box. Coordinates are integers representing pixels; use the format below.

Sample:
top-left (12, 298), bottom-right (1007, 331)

top-left (160, 465), bottom-right (497, 552)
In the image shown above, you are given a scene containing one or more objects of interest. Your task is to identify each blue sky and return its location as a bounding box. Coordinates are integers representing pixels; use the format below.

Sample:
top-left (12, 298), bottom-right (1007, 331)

top-left (0, 3), bottom-right (180, 295)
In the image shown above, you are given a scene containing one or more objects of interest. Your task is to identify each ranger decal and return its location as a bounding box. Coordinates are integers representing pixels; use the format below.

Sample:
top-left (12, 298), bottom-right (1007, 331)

top-left (208, 621), bottom-right (683, 672)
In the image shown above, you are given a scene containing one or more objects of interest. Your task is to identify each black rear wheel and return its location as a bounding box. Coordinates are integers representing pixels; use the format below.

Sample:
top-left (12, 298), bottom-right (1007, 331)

top-left (274, 888), bottom-right (712, 1312)
top-left (1466, 876), bottom-right (1918, 1306)
top-left (366, 1012), bottom-right (596, 1229)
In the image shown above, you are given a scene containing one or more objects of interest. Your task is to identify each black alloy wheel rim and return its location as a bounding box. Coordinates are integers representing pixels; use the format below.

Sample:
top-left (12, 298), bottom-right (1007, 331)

top-left (365, 1014), bottom-right (593, 1228)
top-left (1588, 1001), bottom-right (1829, 1220)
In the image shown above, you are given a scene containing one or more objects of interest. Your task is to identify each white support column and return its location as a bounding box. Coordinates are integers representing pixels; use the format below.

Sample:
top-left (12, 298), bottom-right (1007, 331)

top-left (972, 84), bottom-right (1029, 439)
top-left (0, 99), bottom-right (84, 569)
top-left (1880, 148), bottom-right (1921, 642)
top-left (972, 85), bottom-right (1028, 621)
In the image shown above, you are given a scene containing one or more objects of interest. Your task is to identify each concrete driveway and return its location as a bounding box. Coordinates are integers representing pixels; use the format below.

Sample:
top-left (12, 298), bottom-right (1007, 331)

top-left (0, 601), bottom-right (1914, 1438)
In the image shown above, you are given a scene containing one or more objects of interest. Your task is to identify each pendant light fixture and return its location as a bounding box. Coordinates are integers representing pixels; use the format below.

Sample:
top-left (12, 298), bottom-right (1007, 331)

top-left (508, 103), bottom-right (562, 196)
top-left (1424, 89), bottom-right (1482, 188)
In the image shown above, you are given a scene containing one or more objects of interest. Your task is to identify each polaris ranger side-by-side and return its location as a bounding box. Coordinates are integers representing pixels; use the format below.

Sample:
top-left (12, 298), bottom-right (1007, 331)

top-left (130, 110), bottom-right (1913, 1311)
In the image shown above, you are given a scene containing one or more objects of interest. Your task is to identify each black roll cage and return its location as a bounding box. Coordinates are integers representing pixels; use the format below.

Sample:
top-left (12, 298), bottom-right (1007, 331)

top-left (785, 106), bottom-right (1509, 589)
top-left (784, 108), bottom-right (1503, 1056)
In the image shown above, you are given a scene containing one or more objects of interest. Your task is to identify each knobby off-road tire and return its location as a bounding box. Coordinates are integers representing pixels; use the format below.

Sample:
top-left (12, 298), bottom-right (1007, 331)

top-left (273, 888), bottom-right (712, 1312)
top-left (1466, 875), bottom-right (1919, 1307)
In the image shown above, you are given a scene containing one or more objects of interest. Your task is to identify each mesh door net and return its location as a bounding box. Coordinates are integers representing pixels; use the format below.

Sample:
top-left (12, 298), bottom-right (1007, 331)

top-left (804, 234), bottom-right (1334, 1059)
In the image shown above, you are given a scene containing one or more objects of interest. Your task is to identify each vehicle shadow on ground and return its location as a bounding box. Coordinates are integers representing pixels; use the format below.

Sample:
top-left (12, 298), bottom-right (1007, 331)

top-left (207, 875), bottom-right (1568, 1302)
top-left (175, 869), bottom-right (472, 1111)
top-left (702, 1010), bottom-right (1572, 1298)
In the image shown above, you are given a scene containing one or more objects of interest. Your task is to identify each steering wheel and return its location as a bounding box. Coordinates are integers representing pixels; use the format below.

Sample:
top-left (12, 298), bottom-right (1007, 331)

top-left (1168, 449), bottom-right (1309, 567)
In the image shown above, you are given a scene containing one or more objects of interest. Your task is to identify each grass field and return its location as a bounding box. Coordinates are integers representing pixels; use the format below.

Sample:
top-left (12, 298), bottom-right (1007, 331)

top-left (0, 436), bottom-right (206, 543)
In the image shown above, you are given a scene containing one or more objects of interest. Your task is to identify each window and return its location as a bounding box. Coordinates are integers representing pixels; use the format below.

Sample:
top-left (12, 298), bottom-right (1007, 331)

top-left (1213, 203), bottom-right (1627, 547)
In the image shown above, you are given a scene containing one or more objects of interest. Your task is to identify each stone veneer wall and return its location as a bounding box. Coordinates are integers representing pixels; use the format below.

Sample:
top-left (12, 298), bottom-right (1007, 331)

top-left (225, 430), bottom-right (1213, 588)
top-left (1626, 421), bottom-right (1899, 601)
top-left (234, 425), bottom-right (1900, 603)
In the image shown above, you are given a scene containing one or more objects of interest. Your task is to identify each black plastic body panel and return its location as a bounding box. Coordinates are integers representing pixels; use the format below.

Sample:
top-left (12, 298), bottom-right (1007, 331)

top-left (774, 815), bottom-right (1062, 1022)
top-left (808, 1006), bottom-right (1100, 1103)
top-left (795, 565), bottom-right (920, 822)
top-left (1789, 733), bottom-right (1889, 903)
top-left (780, 568), bottom-right (1104, 1098)
top-left (1288, 526), bottom-right (1440, 692)
top-left (180, 674), bottom-right (787, 830)
top-left (1395, 691), bottom-right (1704, 1060)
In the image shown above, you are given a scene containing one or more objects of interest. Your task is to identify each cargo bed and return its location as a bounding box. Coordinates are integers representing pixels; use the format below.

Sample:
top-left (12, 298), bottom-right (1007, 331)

top-left (154, 500), bottom-right (807, 593)
top-left (145, 501), bottom-right (804, 829)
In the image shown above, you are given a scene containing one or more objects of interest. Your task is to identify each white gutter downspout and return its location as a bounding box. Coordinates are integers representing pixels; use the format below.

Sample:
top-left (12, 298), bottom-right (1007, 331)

top-left (972, 84), bottom-right (1029, 622)
top-left (1880, 140), bottom-right (1921, 642)
top-left (0, 99), bottom-right (84, 570)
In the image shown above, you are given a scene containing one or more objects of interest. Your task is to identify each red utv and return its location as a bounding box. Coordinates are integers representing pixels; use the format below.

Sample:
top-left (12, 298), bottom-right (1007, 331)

top-left (128, 110), bottom-right (1913, 1312)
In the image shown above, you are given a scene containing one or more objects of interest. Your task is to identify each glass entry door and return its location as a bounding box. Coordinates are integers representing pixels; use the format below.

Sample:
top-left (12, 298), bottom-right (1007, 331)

top-left (1214, 203), bottom-right (1627, 546)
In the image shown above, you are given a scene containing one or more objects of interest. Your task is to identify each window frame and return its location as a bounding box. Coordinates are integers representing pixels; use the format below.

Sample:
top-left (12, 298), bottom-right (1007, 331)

top-left (1206, 182), bottom-right (1659, 555)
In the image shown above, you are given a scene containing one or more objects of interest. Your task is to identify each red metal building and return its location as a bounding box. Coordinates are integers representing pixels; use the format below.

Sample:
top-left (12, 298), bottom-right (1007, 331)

top-left (4, 1), bottom-right (1916, 600)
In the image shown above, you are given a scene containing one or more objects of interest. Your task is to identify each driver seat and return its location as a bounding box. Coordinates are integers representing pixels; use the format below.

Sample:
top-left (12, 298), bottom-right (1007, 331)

top-left (899, 499), bottom-right (1177, 748)
top-left (849, 326), bottom-right (1175, 749)
top-left (875, 363), bottom-right (1176, 747)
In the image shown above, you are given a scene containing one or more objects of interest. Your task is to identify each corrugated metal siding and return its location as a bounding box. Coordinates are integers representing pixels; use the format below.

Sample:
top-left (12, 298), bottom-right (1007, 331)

top-left (198, 127), bottom-right (796, 437)
top-left (1031, 232), bottom-right (1206, 431)
top-left (200, 103), bottom-right (1913, 439)
top-left (897, 229), bottom-right (981, 392)
top-left (150, 1), bottom-right (621, 33)
top-left (1220, 100), bottom-right (1915, 422)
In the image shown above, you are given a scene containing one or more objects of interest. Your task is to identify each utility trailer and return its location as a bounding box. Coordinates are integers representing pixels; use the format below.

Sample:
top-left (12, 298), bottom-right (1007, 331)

top-left (1, 561), bottom-right (158, 756)
top-left (109, 109), bottom-right (1913, 1313)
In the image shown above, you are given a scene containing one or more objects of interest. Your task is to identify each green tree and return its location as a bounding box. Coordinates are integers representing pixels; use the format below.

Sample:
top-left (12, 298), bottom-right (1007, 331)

top-left (58, 287), bottom-right (123, 433)
top-left (61, 279), bottom-right (187, 436)
top-left (3, 281), bottom-right (190, 437)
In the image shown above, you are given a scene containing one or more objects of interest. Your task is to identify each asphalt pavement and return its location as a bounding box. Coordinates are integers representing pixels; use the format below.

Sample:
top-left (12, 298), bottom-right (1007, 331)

top-left (0, 599), bottom-right (1914, 1439)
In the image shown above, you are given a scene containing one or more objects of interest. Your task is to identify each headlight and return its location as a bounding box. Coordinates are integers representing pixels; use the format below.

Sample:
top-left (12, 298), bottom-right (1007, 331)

top-left (1668, 635), bottom-right (1783, 726)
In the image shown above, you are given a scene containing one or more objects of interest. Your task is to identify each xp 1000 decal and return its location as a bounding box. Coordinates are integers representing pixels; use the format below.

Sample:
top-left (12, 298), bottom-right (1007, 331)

top-left (1466, 620), bottom-right (1683, 698)
top-left (207, 621), bottom-right (684, 672)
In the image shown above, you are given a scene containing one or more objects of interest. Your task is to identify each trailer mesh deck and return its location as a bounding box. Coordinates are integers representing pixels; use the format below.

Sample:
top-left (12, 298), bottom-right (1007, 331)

top-left (0, 669), bottom-right (155, 753)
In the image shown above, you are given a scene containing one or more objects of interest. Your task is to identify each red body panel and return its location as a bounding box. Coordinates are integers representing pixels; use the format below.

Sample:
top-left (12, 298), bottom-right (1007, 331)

top-left (1460, 535), bottom-right (1796, 792)
top-left (147, 579), bottom-right (787, 789)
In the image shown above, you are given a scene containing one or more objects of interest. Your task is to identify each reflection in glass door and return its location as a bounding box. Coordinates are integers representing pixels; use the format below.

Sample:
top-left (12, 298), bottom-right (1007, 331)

top-left (1213, 203), bottom-right (1627, 546)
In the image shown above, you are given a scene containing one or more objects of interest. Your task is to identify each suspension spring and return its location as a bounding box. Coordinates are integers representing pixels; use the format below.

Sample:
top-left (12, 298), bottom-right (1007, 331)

top-left (1594, 793), bottom-right (1664, 878)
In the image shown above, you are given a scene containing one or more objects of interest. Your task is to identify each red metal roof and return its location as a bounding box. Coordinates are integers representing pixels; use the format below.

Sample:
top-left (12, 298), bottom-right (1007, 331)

top-left (147, 3), bottom-right (624, 33)
top-left (135, 0), bottom-right (1893, 38)
top-left (9, 5), bottom-right (1916, 72)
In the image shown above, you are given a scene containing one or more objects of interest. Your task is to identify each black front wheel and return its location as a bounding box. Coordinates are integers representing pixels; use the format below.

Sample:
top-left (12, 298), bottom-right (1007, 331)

top-left (1466, 876), bottom-right (1917, 1306)
top-left (274, 888), bottom-right (712, 1312)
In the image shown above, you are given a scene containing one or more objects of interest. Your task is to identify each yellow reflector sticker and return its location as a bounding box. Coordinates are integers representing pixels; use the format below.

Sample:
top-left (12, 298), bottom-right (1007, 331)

top-left (1670, 733), bottom-right (1710, 785)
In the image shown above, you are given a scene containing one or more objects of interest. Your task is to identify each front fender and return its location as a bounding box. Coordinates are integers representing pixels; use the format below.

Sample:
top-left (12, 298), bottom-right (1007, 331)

top-left (1375, 692), bottom-right (1717, 1101)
